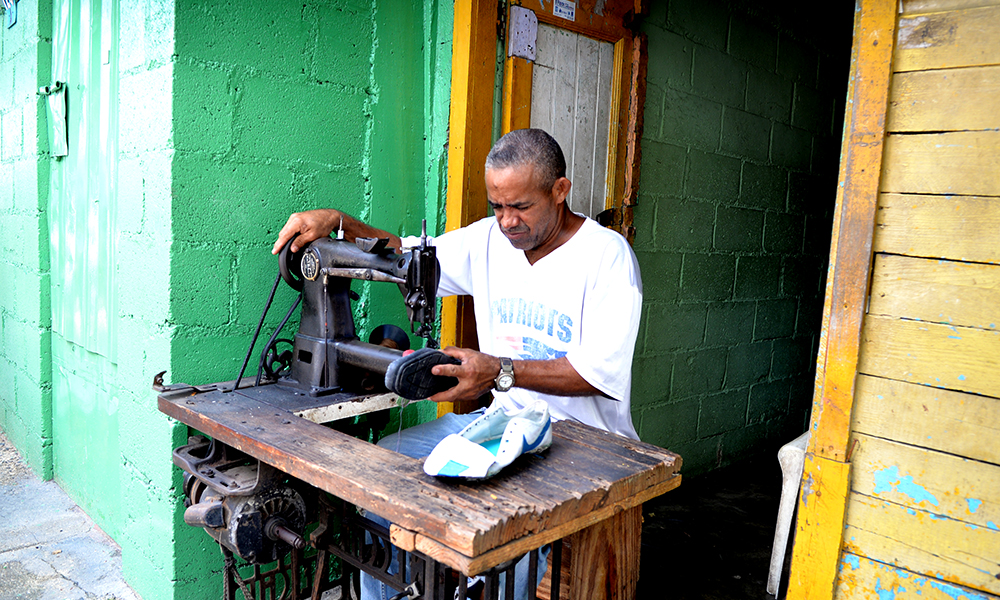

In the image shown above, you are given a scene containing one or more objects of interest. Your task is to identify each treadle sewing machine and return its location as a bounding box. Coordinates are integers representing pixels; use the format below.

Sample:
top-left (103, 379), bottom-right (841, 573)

top-left (156, 227), bottom-right (682, 600)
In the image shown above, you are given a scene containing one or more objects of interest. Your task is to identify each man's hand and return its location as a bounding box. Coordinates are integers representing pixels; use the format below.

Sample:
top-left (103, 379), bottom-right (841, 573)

top-left (427, 348), bottom-right (606, 403)
top-left (428, 347), bottom-right (500, 403)
top-left (271, 209), bottom-right (342, 255)
top-left (271, 209), bottom-right (402, 255)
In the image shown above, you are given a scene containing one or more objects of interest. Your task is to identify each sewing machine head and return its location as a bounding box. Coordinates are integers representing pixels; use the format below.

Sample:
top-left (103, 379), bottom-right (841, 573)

top-left (269, 225), bottom-right (440, 397)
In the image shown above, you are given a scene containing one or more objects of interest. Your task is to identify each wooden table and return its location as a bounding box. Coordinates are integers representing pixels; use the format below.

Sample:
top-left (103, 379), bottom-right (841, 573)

top-left (158, 382), bottom-right (682, 599)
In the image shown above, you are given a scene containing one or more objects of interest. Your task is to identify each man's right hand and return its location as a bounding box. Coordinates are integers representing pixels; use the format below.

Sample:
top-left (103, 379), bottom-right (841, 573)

top-left (271, 209), bottom-right (342, 255)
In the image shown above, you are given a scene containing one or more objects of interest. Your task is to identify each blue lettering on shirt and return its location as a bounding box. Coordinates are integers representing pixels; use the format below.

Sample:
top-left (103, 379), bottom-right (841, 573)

top-left (520, 337), bottom-right (567, 360)
top-left (516, 299), bottom-right (531, 326)
top-left (491, 299), bottom-right (574, 345)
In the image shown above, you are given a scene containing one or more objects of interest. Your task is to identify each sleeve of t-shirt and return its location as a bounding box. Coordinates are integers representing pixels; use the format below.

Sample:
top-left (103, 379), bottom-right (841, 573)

top-left (564, 234), bottom-right (643, 402)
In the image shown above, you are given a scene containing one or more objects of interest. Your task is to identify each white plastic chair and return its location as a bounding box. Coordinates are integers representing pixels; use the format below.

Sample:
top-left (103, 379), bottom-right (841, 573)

top-left (766, 431), bottom-right (811, 596)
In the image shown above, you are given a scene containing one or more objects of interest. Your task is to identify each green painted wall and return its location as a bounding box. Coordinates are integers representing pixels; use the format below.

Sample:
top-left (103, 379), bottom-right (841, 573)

top-left (3, 1), bottom-right (452, 599)
top-left (0, 0), bottom-right (54, 478)
top-left (160, 1), bottom-right (453, 597)
top-left (631, 0), bottom-right (853, 475)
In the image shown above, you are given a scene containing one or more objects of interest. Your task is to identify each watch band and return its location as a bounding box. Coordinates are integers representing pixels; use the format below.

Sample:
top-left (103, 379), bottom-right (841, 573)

top-left (494, 356), bottom-right (515, 392)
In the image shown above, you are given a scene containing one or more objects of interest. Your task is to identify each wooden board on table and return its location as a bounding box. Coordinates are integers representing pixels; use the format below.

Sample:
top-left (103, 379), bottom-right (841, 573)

top-left (852, 375), bottom-right (1000, 465)
top-left (835, 552), bottom-right (1000, 600)
top-left (895, 5), bottom-right (1000, 72)
top-left (849, 432), bottom-right (1000, 528)
top-left (874, 194), bottom-right (1000, 265)
top-left (881, 131), bottom-right (1000, 197)
top-left (869, 254), bottom-right (1000, 329)
top-left (887, 66), bottom-right (1000, 132)
top-left (843, 493), bottom-right (1000, 596)
top-left (158, 388), bottom-right (681, 568)
top-left (858, 314), bottom-right (1000, 398)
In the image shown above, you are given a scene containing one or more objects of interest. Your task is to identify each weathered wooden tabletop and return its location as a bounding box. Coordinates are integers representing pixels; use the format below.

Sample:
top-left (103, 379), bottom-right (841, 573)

top-left (158, 384), bottom-right (682, 575)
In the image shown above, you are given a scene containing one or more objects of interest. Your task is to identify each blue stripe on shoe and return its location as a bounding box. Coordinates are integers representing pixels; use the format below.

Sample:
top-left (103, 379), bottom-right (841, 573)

top-left (523, 420), bottom-right (550, 452)
top-left (480, 438), bottom-right (502, 456)
top-left (438, 460), bottom-right (471, 477)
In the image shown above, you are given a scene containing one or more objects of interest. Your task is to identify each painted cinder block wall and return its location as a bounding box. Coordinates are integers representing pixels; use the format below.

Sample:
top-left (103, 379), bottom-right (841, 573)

top-left (630, 0), bottom-right (853, 474)
top-left (0, 0), bottom-right (54, 477)
top-left (161, 1), bottom-right (449, 598)
top-left (2, 1), bottom-right (449, 599)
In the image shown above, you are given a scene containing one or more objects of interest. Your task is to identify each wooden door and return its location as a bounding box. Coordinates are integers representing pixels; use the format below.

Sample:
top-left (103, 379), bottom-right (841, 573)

top-left (501, 0), bottom-right (647, 238)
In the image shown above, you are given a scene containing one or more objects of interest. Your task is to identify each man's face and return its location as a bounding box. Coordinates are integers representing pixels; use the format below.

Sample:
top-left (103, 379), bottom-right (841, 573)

top-left (485, 164), bottom-right (565, 252)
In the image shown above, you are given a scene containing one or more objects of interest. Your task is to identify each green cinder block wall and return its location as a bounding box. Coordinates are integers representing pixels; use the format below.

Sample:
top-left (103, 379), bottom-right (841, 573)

top-left (0, 0), bottom-right (54, 478)
top-left (154, 1), bottom-right (452, 598)
top-left (4, 1), bottom-right (452, 599)
top-left (631, 0), bottom-right (853, 474)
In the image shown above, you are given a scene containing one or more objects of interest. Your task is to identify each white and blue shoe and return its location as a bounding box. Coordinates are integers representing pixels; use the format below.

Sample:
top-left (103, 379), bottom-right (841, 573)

top-left (423, 401), bottom-right (553, 479)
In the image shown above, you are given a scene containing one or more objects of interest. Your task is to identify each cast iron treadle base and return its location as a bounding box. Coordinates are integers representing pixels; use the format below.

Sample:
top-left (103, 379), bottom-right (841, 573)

top-left (221, 493), bottom-right (559, 600)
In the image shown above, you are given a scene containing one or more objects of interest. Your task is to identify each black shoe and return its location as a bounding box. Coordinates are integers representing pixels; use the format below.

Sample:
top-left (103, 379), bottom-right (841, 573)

top-left (385, 348), bottom-right (460, 400)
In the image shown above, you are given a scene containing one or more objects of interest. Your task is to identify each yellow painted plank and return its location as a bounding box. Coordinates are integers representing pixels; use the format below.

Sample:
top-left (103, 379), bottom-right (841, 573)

top-left (849, 433), bottom-right (1000, 528)
top-left (887, 66), bottom-right (1000, 132)
top-left (788, 454), bottom-right (853, 600)
top-left (790, 1), bottom-right (895, 594)
top-left (869, 254), bottom-right (1000, 330)
top-left (902, 0), bottom-right (1000, 16)
top-left (881, 131), bottom-right (1000, 197)
top-left (836, 553), bottom-right (1000, 600)
top-left (858, 315), bottom-right (1000, 398)
top-left (843, 493), bottom-right (1000, 595)
top-left (806, 0), bottom-right (896, 463)
top-left (895, 5), bottom-right (1000, 71)
top-left (852, 374), bottom-right (1000, 465)
top-left (874, 193), bottom-right (1000, 265)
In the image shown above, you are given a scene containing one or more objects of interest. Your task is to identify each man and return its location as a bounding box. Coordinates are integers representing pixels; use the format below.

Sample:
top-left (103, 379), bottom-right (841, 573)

top-left (272, 128), bottom-right (642, 597)
top-left (273, 128), bottom-right (641, 439)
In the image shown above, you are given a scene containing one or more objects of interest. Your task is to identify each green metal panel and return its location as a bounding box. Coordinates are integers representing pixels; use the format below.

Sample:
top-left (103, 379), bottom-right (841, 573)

top-left (49, 0), bottom-right (121, 535)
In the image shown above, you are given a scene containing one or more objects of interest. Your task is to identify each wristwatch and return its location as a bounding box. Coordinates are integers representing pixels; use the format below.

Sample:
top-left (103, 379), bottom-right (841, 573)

top-left (494, 357), bottom-right (515, 392)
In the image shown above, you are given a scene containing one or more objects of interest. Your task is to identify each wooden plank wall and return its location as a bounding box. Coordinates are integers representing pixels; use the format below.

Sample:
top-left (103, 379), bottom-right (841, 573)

top-left (836, 1), bottom-right (1000, 599)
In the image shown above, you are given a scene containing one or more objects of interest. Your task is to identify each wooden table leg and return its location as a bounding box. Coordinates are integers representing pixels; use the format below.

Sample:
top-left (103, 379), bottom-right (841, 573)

top-left (570, 505), bottom-right (643, 600)
top-left (536, 505), bottom-right (643, 600)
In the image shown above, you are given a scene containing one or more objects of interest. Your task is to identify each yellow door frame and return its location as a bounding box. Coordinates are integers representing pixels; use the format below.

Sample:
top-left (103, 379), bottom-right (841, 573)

top-left (438, 0), bottom-right (498, 417)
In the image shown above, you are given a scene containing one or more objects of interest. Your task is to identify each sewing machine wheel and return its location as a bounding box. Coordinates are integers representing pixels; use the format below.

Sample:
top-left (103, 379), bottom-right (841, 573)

top-left (262, 338), bottom-right (294, 380)
top-left (278, 235), bottom-right (305, 291)
top-left (368, 324), bottom-right (410, 351)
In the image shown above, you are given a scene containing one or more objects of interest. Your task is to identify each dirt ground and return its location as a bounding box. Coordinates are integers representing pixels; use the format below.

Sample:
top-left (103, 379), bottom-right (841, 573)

top-left (636, 453), bottom-right (788, 600)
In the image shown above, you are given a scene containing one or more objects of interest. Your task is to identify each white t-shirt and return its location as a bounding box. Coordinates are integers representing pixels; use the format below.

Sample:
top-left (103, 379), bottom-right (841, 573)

top-left (407, 216), bottom-right (642, 440)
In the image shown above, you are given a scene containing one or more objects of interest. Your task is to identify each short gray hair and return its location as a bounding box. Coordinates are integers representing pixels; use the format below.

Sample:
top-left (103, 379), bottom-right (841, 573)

top-left (485, 129), bottom-right (567, 191)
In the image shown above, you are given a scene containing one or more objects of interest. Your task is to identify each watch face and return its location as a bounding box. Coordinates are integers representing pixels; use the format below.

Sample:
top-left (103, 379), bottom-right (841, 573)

top-left (497, 374), bottom-right (514, 390)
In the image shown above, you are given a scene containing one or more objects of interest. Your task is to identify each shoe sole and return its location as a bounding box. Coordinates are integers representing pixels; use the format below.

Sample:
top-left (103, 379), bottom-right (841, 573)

top-left (385, 348), bottom-right (461, 400)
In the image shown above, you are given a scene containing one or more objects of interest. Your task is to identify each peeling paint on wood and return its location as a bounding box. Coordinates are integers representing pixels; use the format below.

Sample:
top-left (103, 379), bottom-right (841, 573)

top-left (895, 5), bottom-right (1000, 71)
top-left (836, 552), bottom-right (998, 600)
top-left (843, 494), bottom-right (1000, 595)
top-left (849, 433), bottom-right (1000, 528)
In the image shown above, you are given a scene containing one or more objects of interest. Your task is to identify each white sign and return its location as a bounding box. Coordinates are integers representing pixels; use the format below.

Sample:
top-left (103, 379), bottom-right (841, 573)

top-left (553, 0), bottom-right (576, 21)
